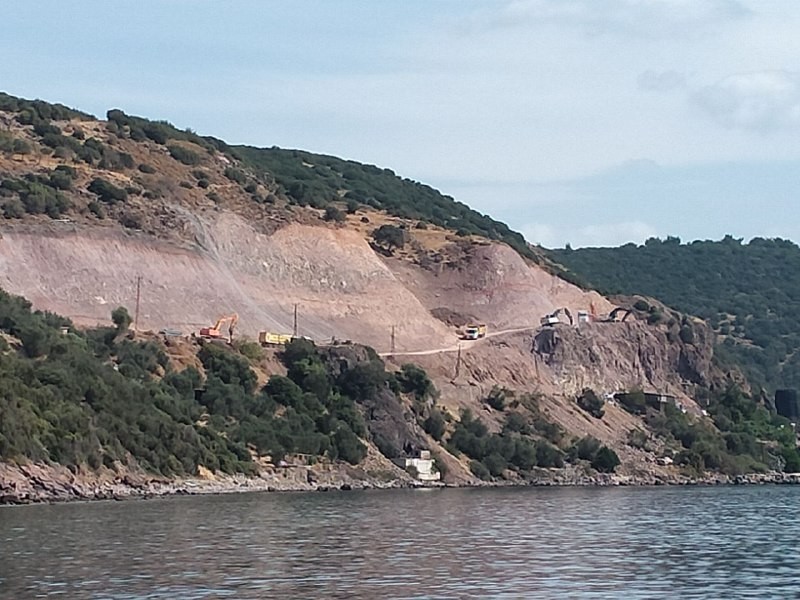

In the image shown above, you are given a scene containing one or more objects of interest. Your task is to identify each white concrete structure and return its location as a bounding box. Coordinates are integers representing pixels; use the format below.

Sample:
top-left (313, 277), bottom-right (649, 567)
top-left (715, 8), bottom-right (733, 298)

top-left (403, 450), bottom-right (441, 482)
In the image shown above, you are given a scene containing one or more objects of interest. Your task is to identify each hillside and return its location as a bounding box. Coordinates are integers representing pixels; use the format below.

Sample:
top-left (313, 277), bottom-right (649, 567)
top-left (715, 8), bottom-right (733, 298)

top-left (2, 91), bottom-right (799, 500)
top-left (550, 237), bottom-right (800, 394)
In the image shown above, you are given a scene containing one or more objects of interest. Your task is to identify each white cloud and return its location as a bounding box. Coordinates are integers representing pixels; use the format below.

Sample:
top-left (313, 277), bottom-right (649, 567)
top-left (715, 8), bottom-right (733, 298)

top-left (523, 220), bottom-right (658, 248)
top-left (691, 71), bottom-right (800, 131)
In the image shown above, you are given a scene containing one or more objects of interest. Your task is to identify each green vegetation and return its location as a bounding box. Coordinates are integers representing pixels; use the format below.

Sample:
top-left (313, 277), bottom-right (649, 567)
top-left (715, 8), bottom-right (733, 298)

top-left (88, 178), bottom-right (128, 204)
top-left (323, 205), bottom-right (345, 223)
top-left (567, 436), bottom-right (620, 473)
top-left (484, 386), bottom-right (511, 411)
top-left (447, 407), bottom-right (565, 480)
top-left (2, 94), bottom-right (541, 265)
top-left (576, 388), bottom-right (605, 419)
top-left (615, 384), bottom-right (800, 475)
top-left (0, 288), bottom-right (434, 474)
top-left (0, 92), bottom-right (93, 122)
top-left (168, 144), bottom-right (201, 166)
top-left (550, 236), bottom-right (800, 392)
top-left (231, 146), bottom-right (536, 258)
top-left (0, 288), bottom-right (250, 475)
top-left (371, 224), bottom-right (407, 253)
top-left (0, 173), bottom-right (71, 218)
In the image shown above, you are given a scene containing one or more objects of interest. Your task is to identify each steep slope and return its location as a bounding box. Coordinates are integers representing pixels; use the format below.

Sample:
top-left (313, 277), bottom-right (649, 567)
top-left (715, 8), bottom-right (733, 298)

top-left (549, 237), bottom-right (800, 393)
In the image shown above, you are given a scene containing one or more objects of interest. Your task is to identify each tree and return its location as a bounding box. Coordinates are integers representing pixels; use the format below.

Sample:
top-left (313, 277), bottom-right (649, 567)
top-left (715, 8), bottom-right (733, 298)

top-left (88, 178), bottom-right (127, 204)
top-left (371, 224), bottom-right (406, 252)
top-left (577, 388), bottom-right (605, 418)
top-left (397, 363), bottom-right (435, 401)
top-left (423, 409), bottom-right (446, 441)
top-left (485, 386), bottom-right (510, 411)
top-left (324, 205), bottom-right (345, 223)
top-left (111, 306), bottom-right (132, 332)
top-left (592, 446), bottom-right (621, 473)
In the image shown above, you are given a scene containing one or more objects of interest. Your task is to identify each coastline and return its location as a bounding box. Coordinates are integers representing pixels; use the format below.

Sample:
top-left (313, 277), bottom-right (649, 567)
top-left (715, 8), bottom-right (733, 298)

top-left (3, 461), bottom-right (800, 506)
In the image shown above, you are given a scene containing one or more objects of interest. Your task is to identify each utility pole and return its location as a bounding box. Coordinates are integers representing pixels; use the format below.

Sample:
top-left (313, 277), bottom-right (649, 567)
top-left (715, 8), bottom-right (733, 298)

top-left (390, 325), bottom-right (396, 355)
top-left (133, 275), bottom-right (142, 338)
top-left (454, 343), bottom-right (462, 379)
top-left (293, 303), bottom-right (298, 338)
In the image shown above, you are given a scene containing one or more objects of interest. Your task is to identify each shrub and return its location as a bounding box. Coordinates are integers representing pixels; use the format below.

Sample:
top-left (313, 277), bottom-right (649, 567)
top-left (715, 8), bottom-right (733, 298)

top-left (138, 163), bottom-right (157, 174)
top-left (88, 178), bottom-right (127, 204)
top-left (577, 388), bottom-right (605, 418)
top-left (483, 453), bottom-right (507, 476)
top-left (224, 167), bottom-right (248, 185)
top-left (469, 459), bottom-right (490, 480)
top-left (331, 426), bottom-right (366, 465)
top-left (372, 224), bottom-right (407, 252)
top-left (396, 363), bottom-right (435, 401)
top-left (485, 386), bottom-right (509, 411)
top-left (111, 306), bottom-right (132, 332)
top-left (592, 446), bottom-right (621, 473)
top-left (569, 436), bottom-right (602, 461)
top-left (3, 198), bottom-right (25, 219)
top-left (324, 205), bottom-right (345, 223)
top-left (88, 200), bottom-right (105, 219)
top-left (535, 441), bottom-right (564, 468)
top-left (12, 139), bottom-right (32, 154)
top-left (423, 409), bottom-right (446, 441)
top-left (168, 144), bottom-right (201, 166)
top-left (49, 170), bottom-right (73, 191)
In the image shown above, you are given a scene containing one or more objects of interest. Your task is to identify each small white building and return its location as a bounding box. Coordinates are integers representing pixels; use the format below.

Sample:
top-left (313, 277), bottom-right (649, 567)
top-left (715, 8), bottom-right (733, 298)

top-left (402, 450), bottom-right (441, 482)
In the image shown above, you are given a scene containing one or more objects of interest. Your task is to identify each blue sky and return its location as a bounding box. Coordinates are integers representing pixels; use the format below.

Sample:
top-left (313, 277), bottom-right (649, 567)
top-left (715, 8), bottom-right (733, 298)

top-left (2, 0), bottom-right (799, 247)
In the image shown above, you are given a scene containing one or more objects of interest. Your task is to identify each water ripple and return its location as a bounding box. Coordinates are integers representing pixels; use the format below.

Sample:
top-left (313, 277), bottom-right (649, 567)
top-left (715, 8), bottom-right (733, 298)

top-left (1, 486), bottom-right (799, 598)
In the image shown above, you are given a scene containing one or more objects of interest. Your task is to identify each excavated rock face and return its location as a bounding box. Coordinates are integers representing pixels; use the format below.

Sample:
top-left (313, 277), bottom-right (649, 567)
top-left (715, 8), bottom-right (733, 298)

top-left (531, 319), bottom-right (717, 396)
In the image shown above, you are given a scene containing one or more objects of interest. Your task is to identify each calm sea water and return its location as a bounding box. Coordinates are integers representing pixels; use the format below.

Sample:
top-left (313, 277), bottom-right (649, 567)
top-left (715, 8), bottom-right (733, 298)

top-left (1, 486), bottom-right (798, 599)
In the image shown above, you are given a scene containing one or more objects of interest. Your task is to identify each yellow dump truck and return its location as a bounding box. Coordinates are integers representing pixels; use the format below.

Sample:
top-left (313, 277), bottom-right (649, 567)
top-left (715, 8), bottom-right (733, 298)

top-left (258, 331), bottom-right (294, 346)
top-left (463, 324), bottom-right (487, 340)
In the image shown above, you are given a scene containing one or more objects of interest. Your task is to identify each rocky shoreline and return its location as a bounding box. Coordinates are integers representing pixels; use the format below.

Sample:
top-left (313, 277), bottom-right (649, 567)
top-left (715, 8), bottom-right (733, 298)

top-left (3, 461), bottom-right (800, 506)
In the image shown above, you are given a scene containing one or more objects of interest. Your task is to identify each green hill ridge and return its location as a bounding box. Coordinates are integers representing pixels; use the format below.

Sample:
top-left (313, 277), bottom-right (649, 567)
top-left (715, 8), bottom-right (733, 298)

top-left (550, 236), bottom-right (800, 394)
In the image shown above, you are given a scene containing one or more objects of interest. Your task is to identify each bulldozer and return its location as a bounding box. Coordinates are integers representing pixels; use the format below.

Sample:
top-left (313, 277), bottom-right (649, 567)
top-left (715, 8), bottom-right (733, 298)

top-left (199, 313), bottom-right (239, 343)
top-left (540, 307), bottom-right (573, 327)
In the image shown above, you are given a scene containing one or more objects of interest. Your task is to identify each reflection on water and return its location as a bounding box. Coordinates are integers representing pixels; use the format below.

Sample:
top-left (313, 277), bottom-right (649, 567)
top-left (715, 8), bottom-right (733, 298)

top-left (1, 486), bottom-right (798, 598)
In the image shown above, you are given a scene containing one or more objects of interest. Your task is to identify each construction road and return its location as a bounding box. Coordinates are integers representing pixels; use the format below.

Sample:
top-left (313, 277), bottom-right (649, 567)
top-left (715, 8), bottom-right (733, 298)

top-left (377, 326), bottom-right (540, 358)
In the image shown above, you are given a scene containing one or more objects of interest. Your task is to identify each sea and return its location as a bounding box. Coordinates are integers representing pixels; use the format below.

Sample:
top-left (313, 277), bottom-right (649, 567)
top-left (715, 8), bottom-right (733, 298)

top-left (1, 485), bottom-right (798, 599)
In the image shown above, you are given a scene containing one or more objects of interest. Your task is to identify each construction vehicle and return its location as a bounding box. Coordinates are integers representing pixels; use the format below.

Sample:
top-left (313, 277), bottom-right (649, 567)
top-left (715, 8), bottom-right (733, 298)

top-left (258, 331), bottom-right (295, 346)
top-left (200, 313), bottom-right (238, 342)
top-left (540, 307), bottom-right (573, 326)
top-left (463, 324), bottom-right (487, 340)
top-left (601, 308), bottom-right (633, 323)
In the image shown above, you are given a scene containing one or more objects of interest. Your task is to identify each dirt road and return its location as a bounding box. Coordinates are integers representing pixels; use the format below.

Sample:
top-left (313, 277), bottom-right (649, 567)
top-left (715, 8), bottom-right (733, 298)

top-left (377, 325), bottom-right (541, 357)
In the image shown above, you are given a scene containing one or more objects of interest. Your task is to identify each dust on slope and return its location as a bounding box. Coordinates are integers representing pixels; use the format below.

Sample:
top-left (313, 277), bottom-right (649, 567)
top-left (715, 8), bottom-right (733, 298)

top-left (0, 212), bottom-right (454, 352)
top-left (384, 237), bottom-right (613, 332)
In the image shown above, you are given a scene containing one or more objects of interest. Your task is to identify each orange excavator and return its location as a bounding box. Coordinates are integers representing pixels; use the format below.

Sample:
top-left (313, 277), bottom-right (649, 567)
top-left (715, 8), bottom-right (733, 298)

top-left (199, 313), bottom-right (239, 343)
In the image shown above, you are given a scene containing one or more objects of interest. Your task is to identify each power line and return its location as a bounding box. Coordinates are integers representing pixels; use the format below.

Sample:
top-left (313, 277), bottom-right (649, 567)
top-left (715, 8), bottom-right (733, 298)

top-left (133, 275), bottom-right (142, 338)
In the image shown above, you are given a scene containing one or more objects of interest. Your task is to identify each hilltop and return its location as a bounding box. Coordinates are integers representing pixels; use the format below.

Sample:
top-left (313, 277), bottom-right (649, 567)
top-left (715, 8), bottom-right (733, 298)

top-left (550, 236), bottom-right (800, 395)
top-left (1, 91), bottom-right (798, 501)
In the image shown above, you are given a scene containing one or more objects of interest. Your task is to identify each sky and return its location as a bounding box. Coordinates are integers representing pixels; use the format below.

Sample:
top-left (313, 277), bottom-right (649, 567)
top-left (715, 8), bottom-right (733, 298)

top-left (2, 0), bottom-right (799, 248)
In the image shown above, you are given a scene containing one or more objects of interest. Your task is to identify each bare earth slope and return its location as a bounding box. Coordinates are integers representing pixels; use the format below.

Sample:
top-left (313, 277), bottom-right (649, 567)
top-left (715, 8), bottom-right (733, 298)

top-left (0, 216), bottom-right (456, 352)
